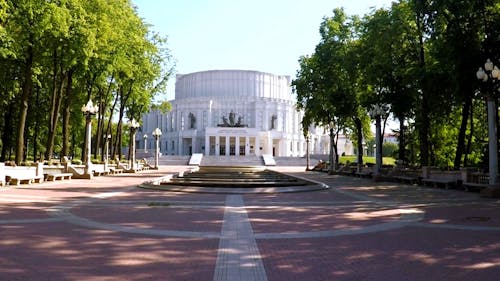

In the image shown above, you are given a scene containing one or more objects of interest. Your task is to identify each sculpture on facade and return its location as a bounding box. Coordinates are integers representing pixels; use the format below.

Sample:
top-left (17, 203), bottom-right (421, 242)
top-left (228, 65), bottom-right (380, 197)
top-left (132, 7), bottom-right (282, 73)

top-left (218, 111), bottom-right (246, 127)
top-left (271, 114), bottom-right (277, 130)
top-left (188, 112), bottom-right (196, 129)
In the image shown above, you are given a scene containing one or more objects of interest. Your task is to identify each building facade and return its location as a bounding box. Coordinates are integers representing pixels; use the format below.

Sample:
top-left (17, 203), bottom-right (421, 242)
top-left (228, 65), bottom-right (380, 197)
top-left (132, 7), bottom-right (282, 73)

top-left (139, 70), bottom-right (353, 157)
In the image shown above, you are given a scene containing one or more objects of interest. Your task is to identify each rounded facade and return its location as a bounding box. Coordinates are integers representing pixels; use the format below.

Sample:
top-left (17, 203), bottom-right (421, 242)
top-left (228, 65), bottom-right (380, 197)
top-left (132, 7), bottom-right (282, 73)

top-left (175, 70), bottom-right (293, 101)
top-left (140, 70), bottom-right (337, 157)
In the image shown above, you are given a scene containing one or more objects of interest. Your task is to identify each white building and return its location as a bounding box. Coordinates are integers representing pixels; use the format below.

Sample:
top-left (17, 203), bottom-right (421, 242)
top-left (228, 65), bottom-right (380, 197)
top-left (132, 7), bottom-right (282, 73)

top-left (139, 70), bottom-right (353, 157)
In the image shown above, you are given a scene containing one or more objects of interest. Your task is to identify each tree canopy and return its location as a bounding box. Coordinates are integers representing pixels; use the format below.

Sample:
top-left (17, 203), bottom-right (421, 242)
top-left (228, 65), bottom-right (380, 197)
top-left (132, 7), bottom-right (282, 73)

top-left (0, 0), bottom-right (173, 164)
top-left (294, 0), bottom-right (500, 169)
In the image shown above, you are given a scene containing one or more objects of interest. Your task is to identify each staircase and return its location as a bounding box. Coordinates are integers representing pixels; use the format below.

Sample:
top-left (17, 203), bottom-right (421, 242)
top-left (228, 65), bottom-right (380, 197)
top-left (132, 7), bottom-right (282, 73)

top-left (273, 157), bottom-right (308, 166)
top-left (157, 155), bottom-right (191, 165)
top-left (200, 155), bottom-right (264, 167)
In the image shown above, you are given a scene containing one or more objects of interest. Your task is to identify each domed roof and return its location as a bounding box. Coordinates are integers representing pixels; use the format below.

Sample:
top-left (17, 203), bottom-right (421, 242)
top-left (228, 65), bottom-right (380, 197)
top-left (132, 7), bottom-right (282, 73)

top-left (175, 70), bottom-right (292, 101)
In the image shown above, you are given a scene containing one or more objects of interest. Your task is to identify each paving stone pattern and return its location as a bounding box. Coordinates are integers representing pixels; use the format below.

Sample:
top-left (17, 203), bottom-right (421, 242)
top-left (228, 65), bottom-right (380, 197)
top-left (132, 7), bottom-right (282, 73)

top-left (0, 166), bottom-right (500, 280)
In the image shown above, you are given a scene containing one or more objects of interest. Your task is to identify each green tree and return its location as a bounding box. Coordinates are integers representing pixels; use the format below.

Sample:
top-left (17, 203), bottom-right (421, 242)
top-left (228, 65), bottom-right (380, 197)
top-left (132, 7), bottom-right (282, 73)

top-left (294, 8), bottom-right (370, 173)
top-left (359, 2), bottom-right (420, 165)
top-left (0, 0), bottom-right (173, 164)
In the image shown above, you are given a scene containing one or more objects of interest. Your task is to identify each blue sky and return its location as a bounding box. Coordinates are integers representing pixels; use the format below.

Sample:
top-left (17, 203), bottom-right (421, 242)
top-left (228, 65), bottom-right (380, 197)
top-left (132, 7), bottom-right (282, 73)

top-left (132, 0), bottom-right (394, 100)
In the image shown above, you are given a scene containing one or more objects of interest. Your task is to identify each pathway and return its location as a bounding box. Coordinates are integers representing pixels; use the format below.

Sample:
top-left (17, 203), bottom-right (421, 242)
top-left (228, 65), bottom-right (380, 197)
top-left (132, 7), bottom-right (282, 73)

top-left (0, 166), bottom-right (500, 280)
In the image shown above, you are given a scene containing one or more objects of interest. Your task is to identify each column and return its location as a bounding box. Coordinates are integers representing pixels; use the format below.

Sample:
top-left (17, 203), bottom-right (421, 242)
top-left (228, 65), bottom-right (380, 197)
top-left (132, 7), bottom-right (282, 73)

top-left (267, 132), bottom-right (272, 155)
top-left (255, 134), bottom-right (261, 156)
top-left (215, 135), bottom-right (220, 156)
top-left (283, 139), bottom-right (288, 157)
top-left (208, 100), bottom-right (213, 127)
top-left (192, 136), bottom-right (197, 155)
top-left (263, 109), bottom-right (268, 130)
top-left (205, 134), bottom-right (210, 156)
top-left (225, 135), bottom-right (230, 156)
top-left (245, 136), bottom-right (250, 156)
top-left (178, 136), bottom-right (182, 155)
top-left (235, 136), bottom-right (240, 156)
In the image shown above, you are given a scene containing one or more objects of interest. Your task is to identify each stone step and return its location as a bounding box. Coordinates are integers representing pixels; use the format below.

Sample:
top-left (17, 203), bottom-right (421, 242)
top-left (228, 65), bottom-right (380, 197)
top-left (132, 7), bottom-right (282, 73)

top-left (160, 166), bottom-right (313, 188)
top-left (200, 155), bottom-right (264, 167)
top-left (162, 180), bottom-right (309, 187)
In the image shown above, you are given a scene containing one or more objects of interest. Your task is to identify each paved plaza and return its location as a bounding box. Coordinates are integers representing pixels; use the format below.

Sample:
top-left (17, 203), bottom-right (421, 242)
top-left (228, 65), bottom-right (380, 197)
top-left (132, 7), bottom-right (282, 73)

top-left (1, 166), bottom-right (500, 281)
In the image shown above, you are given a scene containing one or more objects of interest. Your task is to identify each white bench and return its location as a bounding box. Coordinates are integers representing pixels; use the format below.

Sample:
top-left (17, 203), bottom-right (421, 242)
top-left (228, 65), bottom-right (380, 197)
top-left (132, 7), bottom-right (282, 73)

top-left (93, 164), bottom-right (110, 176)
top-left (0, 162), bottom-right (5, 187)
top-left (46, 173), bottom-right (73, 181)
top-left (5, 164), bottom-right (44, 186)
top-left (109, 166), bottom-right (124, 174)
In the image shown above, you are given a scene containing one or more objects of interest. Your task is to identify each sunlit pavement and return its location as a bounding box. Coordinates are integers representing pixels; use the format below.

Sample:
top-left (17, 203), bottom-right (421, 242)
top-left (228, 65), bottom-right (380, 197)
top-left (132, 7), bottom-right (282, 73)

top-left (1, 166), bottom-right (500, 281)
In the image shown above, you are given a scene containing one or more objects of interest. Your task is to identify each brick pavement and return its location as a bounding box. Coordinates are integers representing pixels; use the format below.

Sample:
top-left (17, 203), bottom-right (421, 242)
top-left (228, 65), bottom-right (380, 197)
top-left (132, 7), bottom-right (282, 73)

top-left (0, 166), bottom-right (499, 280)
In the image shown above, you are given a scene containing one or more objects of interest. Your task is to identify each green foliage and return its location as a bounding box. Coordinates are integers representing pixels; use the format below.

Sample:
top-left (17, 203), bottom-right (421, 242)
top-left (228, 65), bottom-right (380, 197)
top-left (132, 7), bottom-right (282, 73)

top-left (295, 0), bottom-right (499, 169)
top-left (151, 100), bottom-right (172, 114)
top-left (382, 142), bottom-right (398, 159)
top-left (293, 8), bottom-right (369, 170)
top-left (340, 155), bottom-right (395, 166)
top-left (0, 0), bottom-right (173, 163)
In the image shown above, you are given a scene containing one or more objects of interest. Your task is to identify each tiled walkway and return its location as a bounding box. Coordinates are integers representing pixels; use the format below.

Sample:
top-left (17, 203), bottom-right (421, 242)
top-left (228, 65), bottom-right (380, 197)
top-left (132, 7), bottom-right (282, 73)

top-left (1, 166), bottom-right (500, 280)
top-left (214, 195), bottom-right (267, 281)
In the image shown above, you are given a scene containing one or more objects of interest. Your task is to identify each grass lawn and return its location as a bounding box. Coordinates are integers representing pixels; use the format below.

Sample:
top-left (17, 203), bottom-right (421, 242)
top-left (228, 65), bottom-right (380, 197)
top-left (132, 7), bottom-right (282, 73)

top-left (340, 155), bottom-right (395, 166)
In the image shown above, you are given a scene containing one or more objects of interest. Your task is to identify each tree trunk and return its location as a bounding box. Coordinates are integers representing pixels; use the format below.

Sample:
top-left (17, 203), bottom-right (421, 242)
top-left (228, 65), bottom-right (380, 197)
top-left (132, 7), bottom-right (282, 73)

top-left (1, 101), bottom-right (15, 162)
top-left (106, 84), bottom-right (118, 159)
top-left (464, 100), bottom-right (474, 167)
top-left (94, 88), bottom-right (104, 158)
top-left (397, 116), bottom-right (406, 164)
top-left (16, 43), bottom-right (34, 165)
top-left (62, 70), bottom-right (74, 158)
top-left (354, 117), bottom-right (363, 172)
top-left (415, 0), bottom-right (429, 167)
top-left (32, 88), bottom-right (41, 161)
top-left (99, 76), bottom-right (115, 161)
top-left (328, 127), bottom-right (336, 173)
top-left (454, 95), bottom-right (472, 169)
top-left (116, 83), bottom-right (132, 160)
top-left (45, 50), bottom-right (65, 161)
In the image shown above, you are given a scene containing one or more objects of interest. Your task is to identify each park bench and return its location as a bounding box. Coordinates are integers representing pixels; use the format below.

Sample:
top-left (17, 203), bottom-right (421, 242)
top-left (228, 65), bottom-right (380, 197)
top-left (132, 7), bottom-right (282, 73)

top-left (93, 164), bottom-right (110, 176)
top-left (421, 167), bottom-right (461, 189)
top-left (5, 163), bottom-right (44, 186)
top-left (338, 165), bottom-right (356, 176)
top-left (114, 157), bottom-right (143, 173)
top-left (461, 169), bottom-right (489, 192)
top-left (392, 168), bottom-right (421, 184)
top-left (46, 173), bottom-right (73, 181)
top-left (141, 158), bottom-right (155, 169)
top-left (0, 162), bottom-right (5, 187)
top-left (136, 162), bottom-right (149, 171)
top-left (108, 164), bottom-right (124, 174)
top-left (43, 166), bottom-right (73, 181)
top-left (115, 157), bottom-right (130, 171)
top-left (354, 166), bottom-right (373, 178)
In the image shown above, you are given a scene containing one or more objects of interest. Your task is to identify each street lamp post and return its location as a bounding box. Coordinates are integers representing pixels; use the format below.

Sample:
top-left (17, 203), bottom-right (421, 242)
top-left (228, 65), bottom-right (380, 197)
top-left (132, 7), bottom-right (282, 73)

top-left (476, 58), bottom-right (500, 189)
top-left (128, 118), bottom-right (140, 171)
top-left (305, 133), bottom-right (311, 171)
top-left (152, 128), bottom-right (162, 169)
top-left (81, 99), bottom-right (99, 178)
top-left (368, 104), bottom-right (389, 176)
